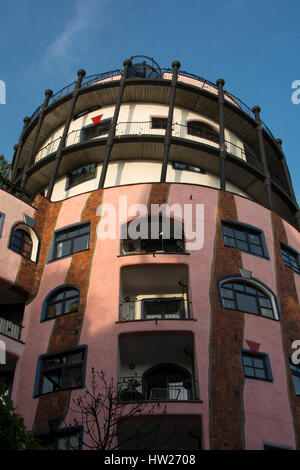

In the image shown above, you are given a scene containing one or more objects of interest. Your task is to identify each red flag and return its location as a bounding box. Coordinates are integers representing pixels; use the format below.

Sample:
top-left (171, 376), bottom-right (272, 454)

top-left (91, 114), bottom-right (103, 126)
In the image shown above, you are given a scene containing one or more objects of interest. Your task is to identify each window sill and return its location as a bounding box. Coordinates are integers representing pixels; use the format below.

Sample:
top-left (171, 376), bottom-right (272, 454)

top-left (118, 251), bottom-right (190, 257)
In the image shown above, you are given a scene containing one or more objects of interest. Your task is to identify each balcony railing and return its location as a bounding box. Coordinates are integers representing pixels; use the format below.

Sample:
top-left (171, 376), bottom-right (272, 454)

top-left (119, 297), bottom-right (192, 322)
top-left (118, 374), bottom-right (195, 402)
top-left (0, 317), bottom-right (22, 341)
top-left (34, 121), bottom-right (258, 167)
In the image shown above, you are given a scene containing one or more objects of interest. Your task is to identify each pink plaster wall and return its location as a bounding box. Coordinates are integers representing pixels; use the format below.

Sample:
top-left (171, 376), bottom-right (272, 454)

top-left (0, 190), bottom-right (35, 287)
top-left (235, 196), bottom-right (295, 449)
top-left (284, 220), bottom-right (300, 305)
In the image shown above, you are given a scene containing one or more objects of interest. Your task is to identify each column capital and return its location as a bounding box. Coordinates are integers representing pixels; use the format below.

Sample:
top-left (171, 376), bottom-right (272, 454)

top-left (216, 78), bottom-right (225, 88)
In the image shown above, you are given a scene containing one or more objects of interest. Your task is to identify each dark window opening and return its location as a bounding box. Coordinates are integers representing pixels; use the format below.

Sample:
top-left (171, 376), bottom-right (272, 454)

top-left (10, 228), bottom-right (32, 259)
top-left (142, 298), bottom-right (184, 320)
top-left (66, 163), bottom-right (97, 190)
top-left (221, 281), bottom-right (275, 319)
top-left (222, 221), bottom-right (268, 258)
top-left (172, 162), bottom-right (206, 174)
top-left (38, 349), bottom-right (86, 395)
top-left (241, 351), bottom-right (272, 381)
top-left (81, 118), bottom-right (112, 142)
top-left (37, 429), bottom-right (82, 450)
top-left (187, 121), bottom-right (219, 143)
top-left (53, 223), bottom-right (90, 260)
top-left (151, 117), bottom-right (167, 129)
top-left (143, 364), bottom-right (193, 401)
top-left (45, 288), bottom-right (80, 320)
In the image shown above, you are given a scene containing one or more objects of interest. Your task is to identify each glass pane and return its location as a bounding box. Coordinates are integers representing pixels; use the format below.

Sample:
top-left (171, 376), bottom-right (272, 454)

top-left (292, 373), bottom-right (300, 394)
top-left (236, 240), bottom-right (249, 251)
top-left (244, 366), bottom-right (255, 377)
top-left (56, 240), bottom-right (71, 258)
top-left (221, 288), bottom-right (234, 299)
top-left (259, 297), bottom-right (272, 308)
top-left (223, 236), bottom-right (235, 248)
top-left (62, 366), bottom-right (83, 389)
top-left (222, 225), bottom-right (234, 237)
top-left (65, 289), bottom-right (78, 299)
top-left (73, 235), bottom-right (89, 253)
top-left (245, 286), bottom-right (257, 295)
top-left (260, 308), bottom-right (274, 319)
top-left (233, 283), bottom-right (245, 292)
top-left (242, 355), bottom-right (253, 366)
top-left (253, 358), bottom-right (264, 368)
top-left (236, 292), bottom-right (258, 314)
top-left (65, 300), bottom-right (79, 313)
top-left (255, 368), bottom-right (266, 379)
top-left (223, 299), bottom-right (236, 309)
top-left (234, 230), bottom-right (247, 241)
top-left (250, 244), bottom-right (263, 256)
top-left (248, 234), bottom-right (260, 245)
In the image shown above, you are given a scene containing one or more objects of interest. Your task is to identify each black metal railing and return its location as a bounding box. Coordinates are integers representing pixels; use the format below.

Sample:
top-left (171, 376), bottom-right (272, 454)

top-left (28, 67), bottom-right (276, 143)
top-left (118, 374), bottom-right (195, 402)
top-left (0, 317), bottom-right (22, 341)
top-left (119, 297), bottom-right (192, 322)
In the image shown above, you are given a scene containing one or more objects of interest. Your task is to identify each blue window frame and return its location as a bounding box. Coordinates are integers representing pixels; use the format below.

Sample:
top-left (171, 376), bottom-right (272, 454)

top-left (34, 346), bottom-right (87, 397)
top-left (241, 350), bottom-right (273, 382)
top-left (290, 358), bottom-right (300, 395)
top-left (49, 222), bottom-right (91, 261)
top-left (0, 212), bottom-right (5, 238)
top-left (221, 220), bottom-right (269, 259)
top-left (280, 243), bottom-right (300, 274)
top-left (41, 286), bottom-right (80, 322)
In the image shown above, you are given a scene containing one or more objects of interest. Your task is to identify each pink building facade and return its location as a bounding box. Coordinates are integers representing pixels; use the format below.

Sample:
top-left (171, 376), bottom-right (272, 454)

top-left (1, 56), bottom-right (300, 450)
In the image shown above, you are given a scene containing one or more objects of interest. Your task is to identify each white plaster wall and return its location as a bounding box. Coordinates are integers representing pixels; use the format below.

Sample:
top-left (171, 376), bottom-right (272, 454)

top-left (49, 160), bottom-right (249, 202)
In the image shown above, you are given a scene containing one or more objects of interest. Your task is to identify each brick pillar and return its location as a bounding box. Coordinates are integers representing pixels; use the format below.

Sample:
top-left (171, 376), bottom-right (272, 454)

top-left (209, 191), bottom-right (245, 450)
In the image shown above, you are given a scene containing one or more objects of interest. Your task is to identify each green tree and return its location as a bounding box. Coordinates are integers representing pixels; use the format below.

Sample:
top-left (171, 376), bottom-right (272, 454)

top-left (0, 382), bottom-right (40, 450)
top-left (0, 154), bottom-right (10, 179)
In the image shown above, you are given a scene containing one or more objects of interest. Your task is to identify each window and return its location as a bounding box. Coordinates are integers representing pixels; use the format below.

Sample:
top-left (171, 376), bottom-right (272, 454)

top-left (0, 212), bottom-right (5, 238)
top-left (38, 428), bottom-right (82, 450)
top-left (81, 118), bottom-right (112, 142)
top-left (221, 280), bottom-right (276, 319)
top-left (221, 221), bottom-right (269, 258)
top-left (53, 223), bottom-right (90, 260)
top-left (142, 298), bottom-right (185, 320)
top-left (281, 243), bottom-right (300, 274)
top-left (66, 163), bottom-right (97, 190)
top-left (10, 228), bottom-right (33, 259)
top-left (172, 162), bottom-right (206, 174)
top-left (187, 121), bottom-right (219, 143)
top-left (43, 287), bottom-right (80, 321)
top-left (151, 117), bottom-right (167, 129)
top-left (241, 351), bottom-right (273, 382)
top-left (36, 348), bottom-right (87, 396)
top-left (290, 358), bottom-right (300, 395)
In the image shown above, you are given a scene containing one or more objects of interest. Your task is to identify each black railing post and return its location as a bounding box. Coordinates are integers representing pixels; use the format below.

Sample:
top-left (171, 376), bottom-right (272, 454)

top-left (216, 78), bottom-right (226, 191)
top-left (11, 116), bottom-right (31, 183)
top-left (252, 106), bottom-right (273, 211)
top-left (98, 59), bottom-right (132, 189)
top-left (47, 69), bottom-right (86, 201)
top-left (160, 60), bottom-right (180, 182)
top-left (276, 138), bottom-right (300, 229)
top-left (20, 89), bottom-right (53, 192)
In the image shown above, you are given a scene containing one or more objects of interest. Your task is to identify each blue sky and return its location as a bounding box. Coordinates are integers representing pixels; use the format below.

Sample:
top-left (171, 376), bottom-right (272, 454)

top-left (0, 0), bottom-right (299, 201)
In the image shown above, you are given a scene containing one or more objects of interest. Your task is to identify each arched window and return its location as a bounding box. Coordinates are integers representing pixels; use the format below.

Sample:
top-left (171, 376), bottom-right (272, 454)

top-left (220, 279), bottom-right (278, 320)
top-left (10, 228), bottom-right (32, 259)
top-left (187, 120), bottom-right (219, 144)
top-left (42, 286), bottom-right (80, 321)
top-left (9, 223), bottom-right (39, 262)
top-left (142, 363), bottom-right (193, 401)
